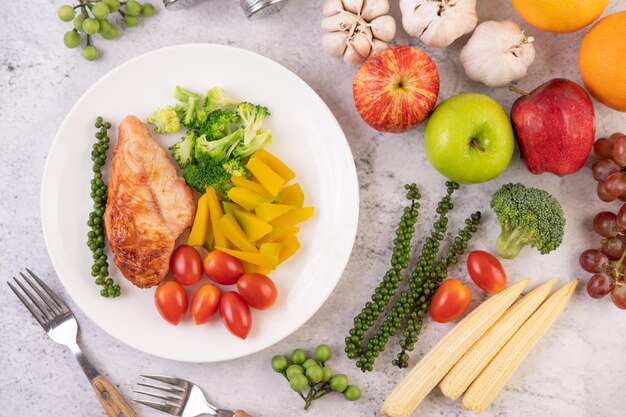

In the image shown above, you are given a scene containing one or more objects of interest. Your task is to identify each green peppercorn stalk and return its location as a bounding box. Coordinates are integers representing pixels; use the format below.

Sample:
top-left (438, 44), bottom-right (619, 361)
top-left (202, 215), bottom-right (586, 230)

top-left (57, 0), bottom-right (155, 61)
top-left (393, 211), bottom-right (482, 369)
top-left (344, 184), bottom-right (421, 360)
top-left (87, 116), bottom-right (121, 298)
top-left (354, 184), bottom-right (458, 372)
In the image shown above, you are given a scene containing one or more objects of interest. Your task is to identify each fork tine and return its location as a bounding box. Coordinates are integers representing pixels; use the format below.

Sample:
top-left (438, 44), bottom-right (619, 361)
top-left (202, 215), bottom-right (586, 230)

top-left (26, 268), bottom-right (68, 313)
top-left (20, 272), bottom-right (62, 316)
top-left (141, 374), bottom-right (188, 389)
top-left (137, 381), bottom-right (185, 394)
top-left (7, 281), bottom-right (47, 328)
top-left (12, 277), bottom-right (54, 321)
top-left (133, 388), bottom-right (183, 403)
top-left (133, 398), bottom-right (181, 415)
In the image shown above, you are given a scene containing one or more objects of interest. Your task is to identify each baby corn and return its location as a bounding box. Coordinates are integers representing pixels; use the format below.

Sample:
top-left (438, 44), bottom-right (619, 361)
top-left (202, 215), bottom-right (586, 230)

top-left (439, 279), bottom-right (557, 400)
top-left (462, 279), bottom-right (578, 414)
top-left (381, 279), bottom-right (530, 417)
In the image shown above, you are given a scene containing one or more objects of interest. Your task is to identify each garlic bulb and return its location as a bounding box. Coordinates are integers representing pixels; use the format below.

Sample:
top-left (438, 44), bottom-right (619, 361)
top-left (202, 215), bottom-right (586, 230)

top-left (399, 0), bottom-right (477, 48)
top-left (321, 0), bottom-right (397, 64)
top-left (460, 20), bottom-right (536, 87)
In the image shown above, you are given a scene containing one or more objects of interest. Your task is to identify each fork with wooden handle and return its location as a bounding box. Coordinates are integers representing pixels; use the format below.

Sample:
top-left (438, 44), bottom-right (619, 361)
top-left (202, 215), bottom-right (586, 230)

top-left (8, 269), bottom-right (138, 417)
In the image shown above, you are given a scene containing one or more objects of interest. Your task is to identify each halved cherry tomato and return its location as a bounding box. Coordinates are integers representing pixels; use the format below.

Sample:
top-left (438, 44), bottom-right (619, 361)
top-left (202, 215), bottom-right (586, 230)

top-left (237, 273), bottom-right (277, 310)
top-left (429, 278), bottom-right (471, 323)
top-left (467, 250), bottom-right (507, 294)
top-left (203, 250), bottom-right (244, 285)
top-left (154, 281), bottom-right (188, 325)
top-left (220, 291), bottom-right (252, 339)
top-left (170, 245), bottom-right (203, 286)
top-left (190, 284), bottom-right (221, 324)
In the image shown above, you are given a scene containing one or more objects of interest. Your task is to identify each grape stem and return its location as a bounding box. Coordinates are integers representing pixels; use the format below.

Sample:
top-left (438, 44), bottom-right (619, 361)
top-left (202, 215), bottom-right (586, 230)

top-left (613, 247), bottom-right (626, 282)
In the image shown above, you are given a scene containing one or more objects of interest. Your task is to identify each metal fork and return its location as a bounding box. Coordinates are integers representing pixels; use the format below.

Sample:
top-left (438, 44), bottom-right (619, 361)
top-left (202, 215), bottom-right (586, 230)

top-left (8, 269), bottom-right (138, 417)
top-left (134, 374), bottom-right (253, 417)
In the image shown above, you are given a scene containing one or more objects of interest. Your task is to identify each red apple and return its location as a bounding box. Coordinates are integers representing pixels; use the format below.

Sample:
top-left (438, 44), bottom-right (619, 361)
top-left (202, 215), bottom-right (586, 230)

top-left (511, 78), bottom-right (595, 176)
top-left (353, 46), bottom-right (440, 133)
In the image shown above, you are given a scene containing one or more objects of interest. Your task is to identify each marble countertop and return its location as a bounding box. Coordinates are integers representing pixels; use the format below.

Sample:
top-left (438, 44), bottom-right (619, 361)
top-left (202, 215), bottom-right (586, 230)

top-left (1, 1), bottom-right (625, 416)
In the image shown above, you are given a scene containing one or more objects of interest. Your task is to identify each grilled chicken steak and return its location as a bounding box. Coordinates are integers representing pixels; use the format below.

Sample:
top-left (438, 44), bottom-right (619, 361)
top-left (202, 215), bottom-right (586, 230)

top-left (104, 115), bottom-right (195, 288)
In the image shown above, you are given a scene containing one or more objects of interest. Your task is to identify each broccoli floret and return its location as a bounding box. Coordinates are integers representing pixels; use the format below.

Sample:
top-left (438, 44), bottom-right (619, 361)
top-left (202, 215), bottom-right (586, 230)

top-left (197, 109), bottom-right (240, 140)
top-left (147, 106), bottom-right (181, 134)
top-left (232, 128), bottom-right (272, 158)
top-left (237, 102), bottom-right (270, 144)
top-left (490, 183), bottom-right (565, 259)
top-left (169, 131), bottom-right (196, 168)
top-left (204, 87), bottom-right (240, 113)
top-left (195, 129), bottom-right (244, 162)
top-left (174, 85), bottom-right (199, 104)
top-left (182, 158), bottom-right (230, 193)
top-left (222, 158), bottom-right (248, 178)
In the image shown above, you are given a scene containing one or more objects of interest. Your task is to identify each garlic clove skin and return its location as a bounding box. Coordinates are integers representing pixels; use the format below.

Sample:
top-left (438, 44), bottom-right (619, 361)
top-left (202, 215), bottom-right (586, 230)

top-left (323, 0), bottom-right (345, 17)
top-left (322, 31), bottom-right (350, 58)
top-left (361, 0), bottom-right (390, 21)
top-left (460, 20), bottom-right (536, 87)
top-left (370, 39), bottom-right (388, 56)
top-left (399, 0), bottom-right (477, 48)
top-left (350, 30), bottom-right (373, 59)
top-left (344, 43), bottom-right (367, 64)
top-left (342, 0), bottom-right (364, 14)
top-left (369, 15), bottom-right (396, 42)
top-left (321, 12), bottom-right (358, 32)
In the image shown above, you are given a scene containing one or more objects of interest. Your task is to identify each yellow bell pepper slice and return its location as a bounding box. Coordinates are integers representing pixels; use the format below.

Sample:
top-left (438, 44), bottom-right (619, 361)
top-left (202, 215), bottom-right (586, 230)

top-left (278, 235), bottom-right (300, 264)
top-left (228, 187), bottom-right (272, 211)
top-left (254, 203), bottom-right (295, 222)
top-left (215, 247), bottom-right (278, 268)
top-left (241, 261), bottom-right (273, 276)
top-left (203, 218), bottom-right (214, 251)
top-left (206, 186), bottom-right (229, 248)
top-left (281, 183), bottom-right (304, 207)
top-left (269, 207), bottom-right (314, 239)
top-left (257, 227), bottom-right (300, 245)
top-left (231, 176), bottom-right (273, 199)
top-left (217, 214), bottom-right (258, 253)
top-left (222, 201), bottom-right (238, 216)
top-left (252, 149), bottom-right (296, 181)
top-left (260, 242), bottom-right (282, 259)
top-left (233, 209), bottom-right (273, 241)
top-left (187, 193), bottom-right (209, 246)
top-left (246, 158), bottom-right (286, 197)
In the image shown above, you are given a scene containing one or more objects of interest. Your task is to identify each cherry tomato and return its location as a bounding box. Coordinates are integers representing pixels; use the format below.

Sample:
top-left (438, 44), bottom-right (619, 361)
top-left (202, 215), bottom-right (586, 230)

top-left (190, 284), bottom-right (221, 324)
top-left (154, 281), bottom-right (188, 325)
top-left (220, 292), bottom-right (252, 339)
top-left (467, 250), bottom-right (507, 294)
top-left (429, 278), bottom-right (471, 323)
top-left (203, 250), bottom-right (244, 285)
top-left (170, 245), bottom-right (203, 286)
top-left (237, 273), bottom-right (278, 310)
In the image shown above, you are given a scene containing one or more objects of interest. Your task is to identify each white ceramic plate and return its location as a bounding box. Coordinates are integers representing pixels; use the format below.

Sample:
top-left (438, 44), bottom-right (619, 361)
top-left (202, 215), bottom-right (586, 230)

top-left (41, 44), bottom-right (359, 362)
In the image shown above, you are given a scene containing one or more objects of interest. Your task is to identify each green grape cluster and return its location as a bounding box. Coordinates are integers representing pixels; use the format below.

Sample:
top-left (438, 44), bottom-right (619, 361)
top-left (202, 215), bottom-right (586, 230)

top-left (88, 117), bottom-right (121, 298)
top-left (58, 0), bottom-right (155, 61)
top-left (271, 344), bottom-right (361, 410)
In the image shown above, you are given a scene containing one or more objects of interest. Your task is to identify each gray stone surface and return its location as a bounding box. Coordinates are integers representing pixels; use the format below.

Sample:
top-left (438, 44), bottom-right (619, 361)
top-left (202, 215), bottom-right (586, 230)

top-left (1, 1), bottom-right (626, 416)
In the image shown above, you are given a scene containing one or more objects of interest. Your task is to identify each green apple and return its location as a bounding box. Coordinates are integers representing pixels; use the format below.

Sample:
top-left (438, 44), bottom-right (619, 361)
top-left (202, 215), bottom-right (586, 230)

top-left (424, 93), bottom-right (515, 184)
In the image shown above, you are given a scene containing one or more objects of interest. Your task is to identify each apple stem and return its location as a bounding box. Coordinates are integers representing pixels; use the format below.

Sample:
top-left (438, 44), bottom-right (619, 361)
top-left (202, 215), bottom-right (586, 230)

top-left (509, 85), bottom-right (530, 97)
top-left (470, 138), bottom-right (486, 153)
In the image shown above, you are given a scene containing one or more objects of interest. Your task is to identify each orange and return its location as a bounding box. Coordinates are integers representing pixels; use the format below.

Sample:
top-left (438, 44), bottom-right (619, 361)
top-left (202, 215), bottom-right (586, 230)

top-left (579, 12), bottom-right (626, 112)
top-left (511, 0), bottom-right (608, 33)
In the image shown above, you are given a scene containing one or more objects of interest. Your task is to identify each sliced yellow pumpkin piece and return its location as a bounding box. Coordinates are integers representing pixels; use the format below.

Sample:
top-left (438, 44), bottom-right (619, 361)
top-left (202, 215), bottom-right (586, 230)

top-left (246, 158), bottom-right (286, 197)
top-left (233, 209), bottom-right (273, 241)
top-left (217, 214), bottom-right (258, 253)
top-left (278, 235), bottom-right (300, 264)
top-left (206, 186), bottom-right (229, 248)
top-left (252, 149), bottom-right (296, 181)
top-left (228, 187), bottom-right (272, 211)
top-left (187, 193), bottom-right (209, 246)
top-left (215, 247), bottom-right (278, 268)
top-left (203, 217), bottom-right (214, 251)
top-left (222, 201), bottom-right (238, 216)
top-left (231, 175), bottom-right (273, 199)
top-left (269, 207), bottom-right (314, 238)
top-left (241, 261), bottom-right (273, 276)
top-left (255, 203), bottom-right (295, 222)
top-left (281, 183), bottom-right (304, 207)
top-left (260, 242), bottom-right (282, 259)
top-left (257, 227), bottom-right (300, 245)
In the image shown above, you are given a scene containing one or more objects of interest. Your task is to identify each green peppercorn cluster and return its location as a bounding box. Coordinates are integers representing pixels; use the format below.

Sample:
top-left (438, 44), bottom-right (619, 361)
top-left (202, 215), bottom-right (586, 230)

top-left (271, 344), bottom-right (361, 410)
top-left (88, 116), bottom-right (120, 298)
top-left (345, 181), bottom-right (483, 372)
top-left (57, 0), bottom-right (155, 61)
top-left (345, 184), bottom-right (421, 360)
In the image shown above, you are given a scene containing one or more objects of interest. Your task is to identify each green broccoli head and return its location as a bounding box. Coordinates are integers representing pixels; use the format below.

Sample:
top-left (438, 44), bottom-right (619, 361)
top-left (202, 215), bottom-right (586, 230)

top-left (173, 85), bottom-right (199, 104)
top-left (237, 102), bottom-right (270, 144)
top-left (147, 106), bottom-right (181, 134)
top-left (204, 87), bottom-right (240, 113)
top-left (195, 128), bottom-right (244, 163)
top-left (182, 158), bottom-right (230, 193)
top-left (169, 131), bottom-right (196, 168)
top-left (490, 183), bottom-right (565, 259)
top-left (198, 110), bottom-right (240, 140)
top-left (222, 158), bottom-right (249, 178)
top-left (232, 128), bottom-right (272, 158)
